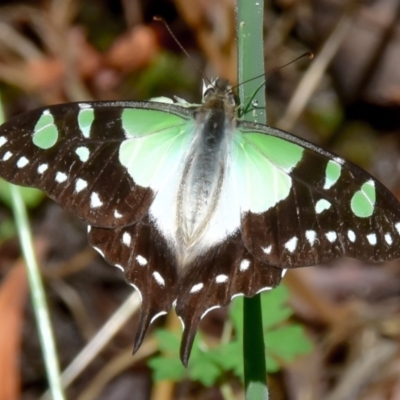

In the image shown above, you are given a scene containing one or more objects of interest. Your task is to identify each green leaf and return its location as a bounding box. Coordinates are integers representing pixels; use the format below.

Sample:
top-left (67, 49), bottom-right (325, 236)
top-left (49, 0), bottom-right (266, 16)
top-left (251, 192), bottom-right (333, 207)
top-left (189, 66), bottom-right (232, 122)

top-left (229, 285), bottom-right (293, 336)
top-left (148, 356), bottom-right (186, 382)
top-left (149, 285), bottom-right (313, 386)
top-left (0, 179), bottom-right (44, 208)
top-left (265, 325), bottom-right (314, 362)
top-left (228, 286), bottom-right (313, 374)
top-left (207, 341), bottom-right (242, 372)
top-left (189, 354), bottom-right (222, 387)
top-left (0, 218), bottom-right (16, 242)
top-left (260, 285), bottom-right (293, 330)
top-left (153, 329), bottom-right (181, 353)
top-left (148, 330), bottom-right (186, 381)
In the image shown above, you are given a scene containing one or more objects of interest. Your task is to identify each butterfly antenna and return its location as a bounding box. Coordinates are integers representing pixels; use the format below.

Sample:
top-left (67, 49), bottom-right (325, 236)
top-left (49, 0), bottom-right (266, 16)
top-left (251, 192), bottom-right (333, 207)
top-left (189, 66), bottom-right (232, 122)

top-left (230, 52), bottom-right (314, 93)
top-left (153, 16), bottom-right (213, 87)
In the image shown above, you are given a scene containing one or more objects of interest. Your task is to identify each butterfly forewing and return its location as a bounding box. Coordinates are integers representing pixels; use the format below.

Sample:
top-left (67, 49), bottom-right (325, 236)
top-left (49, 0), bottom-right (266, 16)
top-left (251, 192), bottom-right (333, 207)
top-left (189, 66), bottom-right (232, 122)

top-left (236, 123), bottom-right (400, 266)
top-left (0, 101), bottom-right (192, 227)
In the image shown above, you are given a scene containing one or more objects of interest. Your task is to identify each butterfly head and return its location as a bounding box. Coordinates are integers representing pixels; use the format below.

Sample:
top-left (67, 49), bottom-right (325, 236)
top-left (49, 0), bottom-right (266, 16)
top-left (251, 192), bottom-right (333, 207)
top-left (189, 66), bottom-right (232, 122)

top-left (202, 78), bottom-right (237, 108)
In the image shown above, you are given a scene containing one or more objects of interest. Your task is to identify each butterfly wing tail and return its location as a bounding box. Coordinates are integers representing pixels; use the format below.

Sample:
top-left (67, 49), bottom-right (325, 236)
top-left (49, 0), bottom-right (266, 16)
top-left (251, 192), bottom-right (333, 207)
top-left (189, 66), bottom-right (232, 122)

top-left (88, 217), bottom-right (178, 353)
top-left (176, 233), bottom-right (283, 366)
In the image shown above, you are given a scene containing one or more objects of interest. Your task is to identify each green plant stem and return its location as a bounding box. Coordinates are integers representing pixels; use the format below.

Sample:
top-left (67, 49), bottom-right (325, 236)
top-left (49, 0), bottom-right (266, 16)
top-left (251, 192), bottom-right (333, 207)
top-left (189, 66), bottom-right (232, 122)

top-left (10, 184), bottom-right (65, 400)
top-left (237, 1), bottom-right (269, 399)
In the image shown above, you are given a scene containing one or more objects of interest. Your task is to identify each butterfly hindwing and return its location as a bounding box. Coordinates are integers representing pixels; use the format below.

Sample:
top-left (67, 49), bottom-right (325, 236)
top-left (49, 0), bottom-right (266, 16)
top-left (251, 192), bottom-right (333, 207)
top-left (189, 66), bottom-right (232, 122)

top-left (235, 122), bottom-right (400, 266)
top-left (0, 101), bottom-right (193, 227)
top-left (175, 232), bottom-right (283, 365)
top-left (88, 216), bottom-right (178, 351)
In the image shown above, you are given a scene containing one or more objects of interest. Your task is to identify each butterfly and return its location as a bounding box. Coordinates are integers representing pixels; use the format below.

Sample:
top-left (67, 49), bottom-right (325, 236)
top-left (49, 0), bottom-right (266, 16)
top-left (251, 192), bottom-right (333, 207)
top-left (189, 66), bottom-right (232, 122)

top-left (0, 78), bottom-right (400, 365)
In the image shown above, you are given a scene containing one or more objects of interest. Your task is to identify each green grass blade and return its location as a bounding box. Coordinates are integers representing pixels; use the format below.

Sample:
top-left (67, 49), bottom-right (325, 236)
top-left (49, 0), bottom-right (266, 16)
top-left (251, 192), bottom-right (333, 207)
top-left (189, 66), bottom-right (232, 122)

top-left (236, 1), bottom-right (269, 399)
top-left (0, 94), bottom-right (65, 399)
top-left (9, 184), bottom-right (65, 400)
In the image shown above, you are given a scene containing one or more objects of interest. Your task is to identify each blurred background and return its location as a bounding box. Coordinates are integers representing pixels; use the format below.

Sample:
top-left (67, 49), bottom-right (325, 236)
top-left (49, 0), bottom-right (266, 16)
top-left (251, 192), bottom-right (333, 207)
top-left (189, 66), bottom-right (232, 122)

top-left (0, 0), bottom-right (400, 399)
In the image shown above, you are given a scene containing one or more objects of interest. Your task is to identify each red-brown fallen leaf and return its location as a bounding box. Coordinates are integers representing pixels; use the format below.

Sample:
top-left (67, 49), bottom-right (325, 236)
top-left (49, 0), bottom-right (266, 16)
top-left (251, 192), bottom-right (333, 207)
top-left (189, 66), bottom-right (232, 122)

top-left (0, 264), bottom-right (28, 400)
top-left (67, 26), bottom-right (103, 79)
top-left (25, 57), bottom-right (64, 91)
top-left (105, 25), bottom-right (160, 73)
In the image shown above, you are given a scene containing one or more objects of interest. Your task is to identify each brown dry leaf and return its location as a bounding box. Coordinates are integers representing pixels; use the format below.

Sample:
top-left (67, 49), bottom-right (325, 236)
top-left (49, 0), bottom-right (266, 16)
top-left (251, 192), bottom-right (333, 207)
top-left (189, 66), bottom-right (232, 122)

top-left (175, 0), bottom-right (237, 81)
top-left (25, 57), bottom-right (64, 91)
top-left (0, 264), bottom-right (28, 400)
top-left (67, 26), bottom-right (103, 79)
top-left (105, 25), bottom-right (160, 73)
top-left (307, 0), bottom-right (400, 105)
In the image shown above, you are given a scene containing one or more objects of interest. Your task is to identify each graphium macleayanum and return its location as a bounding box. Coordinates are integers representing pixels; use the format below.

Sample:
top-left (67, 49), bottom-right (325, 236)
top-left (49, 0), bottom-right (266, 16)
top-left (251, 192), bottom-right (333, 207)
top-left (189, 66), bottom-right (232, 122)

top-left (0, 78), bottom-right (400, 365)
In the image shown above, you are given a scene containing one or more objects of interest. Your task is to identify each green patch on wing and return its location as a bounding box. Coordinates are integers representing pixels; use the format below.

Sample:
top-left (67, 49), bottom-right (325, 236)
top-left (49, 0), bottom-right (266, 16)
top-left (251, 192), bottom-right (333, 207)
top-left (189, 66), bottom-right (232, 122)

top-left (32, 111), bottom-right (58, 149)
top-left (324, 160), bottom-right (341, 190)
top-left (77, 108), bottom-right (95, 138)
top-left (119, 109), bottom-right (194, 188)
top-left (351, 180), bottom-right (376, 218)
top-left (233, 131), bottom-right (303, 213)
top-left (121, 109), bottom-right (187, 138)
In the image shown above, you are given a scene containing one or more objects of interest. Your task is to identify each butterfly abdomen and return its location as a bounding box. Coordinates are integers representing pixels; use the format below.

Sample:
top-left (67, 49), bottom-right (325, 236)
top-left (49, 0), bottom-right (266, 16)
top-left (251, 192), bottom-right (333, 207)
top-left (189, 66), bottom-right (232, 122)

top-left (176, 99), bottom-right (239, 264)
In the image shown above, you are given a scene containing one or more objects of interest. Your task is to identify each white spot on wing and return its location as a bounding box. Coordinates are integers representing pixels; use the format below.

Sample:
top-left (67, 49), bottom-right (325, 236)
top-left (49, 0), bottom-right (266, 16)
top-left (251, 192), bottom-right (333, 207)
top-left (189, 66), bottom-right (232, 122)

top-left (315, 199), bottom-right (331, 214)
top-left (256, 286), bottom-right (273, 294)
top-left (75, 178), bottom-right (88, 193)
top-left (136, 255), bottom-right (147, 266)
top-left (231, 293), bottom-right (245, 300)
top-left (122, 232), bottom-right (131, 246)
top-left (93, 246), bottom-right (105, 258)
top-left (395, 223), bottom-right (400, 235)
top-left (114, 210), bottom-right (122, 219)
top-left (348, 230), bottom-right (356, 242)
top-left (87, 225), bottom-right (92, 233)
top-left (90, 192), bottom-right (103, 208)
top-left (200, 305), bottom-right (220, 320)
top-left (2, 151), bottom-right (12, 161)
top-left (305, 230), bottom-right (317, 245)
top-left (0, 137), bottom-right (7, 147)
top-left (215, 274), bottom-right (228, 283)
top-left (150, 311), bottom-right (167, 324)
top-left (190, 283), bottom-right (204, 293)
top-left (55, 171), bottom-right (67, 183)
top-left (262, 245), bottom-right (272, 254)
top-left (16, 156), bottom-right (29, 168)
top-left (79, 103), bottom-right (91, 109)
top-left (367, 233), bottom-right (377, 245)
top-left (281, 269), bottom-right (287, 278)
top-left (285, 236), bottom-right (298, 253)
top-left (326, 231), bottom-right (337, 243)
top-left (38, 163), bottom-right (48, 173)
top-left (178, 316), bottom-right (185, 330)
top-left (129, 283), bottom-right (142, 302)
top-left (153, 271), bottom-right (165, 286)
top-left (334, 157), bottom-right (344, 165)
top-left (114, 264), bottom-right (124, 272)
top-left (385, 233), bottom-right (393, 245)
top-left (239, 259), bottom-right (250, 271)
top-left (149, 96), bottom-right (174, 104)
top-left (75, 146), bottom-right (90, 162)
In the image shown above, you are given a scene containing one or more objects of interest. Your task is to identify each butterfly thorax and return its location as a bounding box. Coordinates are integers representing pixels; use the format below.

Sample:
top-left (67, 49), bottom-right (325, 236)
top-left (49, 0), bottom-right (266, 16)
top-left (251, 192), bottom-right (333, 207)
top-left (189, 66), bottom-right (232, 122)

top-left (175, 80), bottom-right (237, 265)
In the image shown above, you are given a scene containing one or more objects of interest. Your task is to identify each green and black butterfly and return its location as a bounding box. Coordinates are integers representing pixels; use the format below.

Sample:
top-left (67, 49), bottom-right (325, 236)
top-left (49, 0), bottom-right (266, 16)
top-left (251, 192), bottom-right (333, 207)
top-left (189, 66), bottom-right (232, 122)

top-left (0, 78), bottom-right (399, 365)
